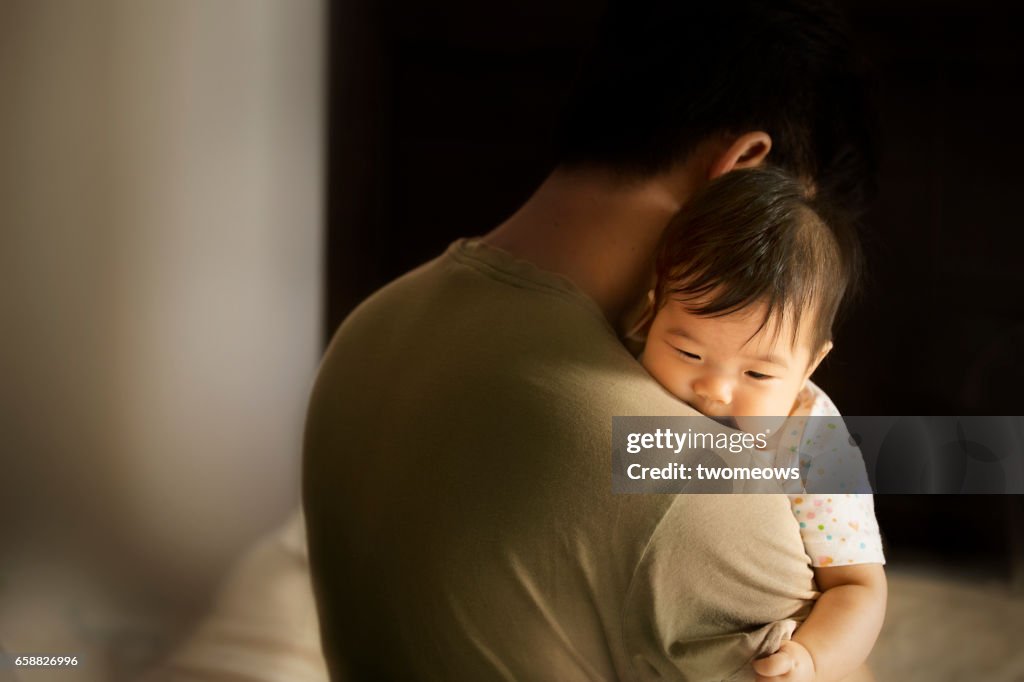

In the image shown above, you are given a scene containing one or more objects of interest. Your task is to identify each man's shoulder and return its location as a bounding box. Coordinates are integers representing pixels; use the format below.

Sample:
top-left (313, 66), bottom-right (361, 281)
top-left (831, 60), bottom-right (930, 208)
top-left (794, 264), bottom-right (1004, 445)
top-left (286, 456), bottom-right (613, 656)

top-left (328, 239), bottom-right (605, 350)
top-left (320, 240), bottom-right (692, 420)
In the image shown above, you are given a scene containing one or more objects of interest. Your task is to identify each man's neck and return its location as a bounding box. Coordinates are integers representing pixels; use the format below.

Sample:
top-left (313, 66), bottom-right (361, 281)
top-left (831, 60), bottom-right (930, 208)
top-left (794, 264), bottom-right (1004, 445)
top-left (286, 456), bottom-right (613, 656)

top-left (483, 165), bottom-right (697, 333)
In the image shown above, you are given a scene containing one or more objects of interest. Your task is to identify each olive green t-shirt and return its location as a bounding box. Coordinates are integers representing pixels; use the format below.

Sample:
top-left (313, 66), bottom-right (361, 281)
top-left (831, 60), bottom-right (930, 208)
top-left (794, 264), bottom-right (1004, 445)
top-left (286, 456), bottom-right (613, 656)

top-left (303, 239), bottom-right (816, 681)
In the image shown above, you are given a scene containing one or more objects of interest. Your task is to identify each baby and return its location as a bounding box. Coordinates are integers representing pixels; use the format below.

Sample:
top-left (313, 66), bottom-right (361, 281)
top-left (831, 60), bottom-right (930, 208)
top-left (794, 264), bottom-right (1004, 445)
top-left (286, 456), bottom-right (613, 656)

top-left (639, 167), bottom-right (886, 682)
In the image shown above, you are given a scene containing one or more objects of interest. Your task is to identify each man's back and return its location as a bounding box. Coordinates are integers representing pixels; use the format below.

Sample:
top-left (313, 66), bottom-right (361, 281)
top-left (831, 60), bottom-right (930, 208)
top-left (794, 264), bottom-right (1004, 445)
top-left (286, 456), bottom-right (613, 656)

top-left (304, 240), bottom-right (817, 681)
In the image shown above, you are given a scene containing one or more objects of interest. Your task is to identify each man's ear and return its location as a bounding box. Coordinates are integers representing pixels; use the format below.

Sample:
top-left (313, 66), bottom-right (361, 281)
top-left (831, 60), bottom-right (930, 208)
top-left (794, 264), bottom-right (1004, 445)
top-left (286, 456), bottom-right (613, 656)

top-left (804, 340), bottom-right (834, 383)
top-left (708, 131), bottom-right (772, 180)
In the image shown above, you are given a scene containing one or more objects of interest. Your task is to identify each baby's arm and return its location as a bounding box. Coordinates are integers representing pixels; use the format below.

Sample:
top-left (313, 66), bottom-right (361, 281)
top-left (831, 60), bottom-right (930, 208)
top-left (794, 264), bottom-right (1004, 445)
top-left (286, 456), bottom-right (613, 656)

top-left (753, 563), bottom-right (886, 682)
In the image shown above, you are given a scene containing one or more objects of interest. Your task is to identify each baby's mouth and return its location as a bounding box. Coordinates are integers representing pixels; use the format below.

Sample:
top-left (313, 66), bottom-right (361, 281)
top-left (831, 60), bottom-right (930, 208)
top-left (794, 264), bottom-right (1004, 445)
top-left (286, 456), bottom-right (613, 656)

top-left (709, 415), bottom-right (740, 430)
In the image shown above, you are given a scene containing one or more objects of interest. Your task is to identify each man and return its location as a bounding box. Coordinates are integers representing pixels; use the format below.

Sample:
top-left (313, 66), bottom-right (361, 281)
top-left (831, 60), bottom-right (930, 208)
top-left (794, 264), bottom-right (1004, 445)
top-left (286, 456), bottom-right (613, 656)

top-left (304, 1), bottom-right (876, 679)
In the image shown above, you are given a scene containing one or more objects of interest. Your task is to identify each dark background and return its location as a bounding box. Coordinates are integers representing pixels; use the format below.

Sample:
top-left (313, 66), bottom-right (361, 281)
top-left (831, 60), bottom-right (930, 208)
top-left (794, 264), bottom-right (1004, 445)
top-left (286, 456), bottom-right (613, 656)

top-left (325, 1), bottom-right (1024, 580)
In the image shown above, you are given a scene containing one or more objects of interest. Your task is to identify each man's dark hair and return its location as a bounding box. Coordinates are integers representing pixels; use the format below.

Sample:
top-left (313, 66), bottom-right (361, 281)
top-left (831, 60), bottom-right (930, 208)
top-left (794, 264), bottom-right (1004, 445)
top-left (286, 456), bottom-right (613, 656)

top-left (652, 166), bottom-right (861, 353)
top-left (553, 0), bottom-right (877, 217)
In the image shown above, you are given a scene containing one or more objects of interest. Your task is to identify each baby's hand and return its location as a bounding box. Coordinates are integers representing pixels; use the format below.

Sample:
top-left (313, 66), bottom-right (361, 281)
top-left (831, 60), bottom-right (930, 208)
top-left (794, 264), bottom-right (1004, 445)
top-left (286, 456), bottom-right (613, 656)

top-left (752, 640), bottom-right (816, 682)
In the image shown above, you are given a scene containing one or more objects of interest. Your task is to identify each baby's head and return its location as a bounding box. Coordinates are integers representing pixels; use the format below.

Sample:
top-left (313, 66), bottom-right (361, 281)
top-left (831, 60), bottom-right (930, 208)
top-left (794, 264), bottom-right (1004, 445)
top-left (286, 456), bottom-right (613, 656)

top-left (641, 166), bottom-right (860, 434)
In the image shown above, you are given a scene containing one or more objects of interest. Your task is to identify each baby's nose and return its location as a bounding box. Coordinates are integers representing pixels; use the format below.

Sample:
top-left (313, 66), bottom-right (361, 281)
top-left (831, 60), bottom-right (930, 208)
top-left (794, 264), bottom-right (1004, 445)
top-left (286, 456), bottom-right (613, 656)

top-left (693, 374), bottom-right (733, 405)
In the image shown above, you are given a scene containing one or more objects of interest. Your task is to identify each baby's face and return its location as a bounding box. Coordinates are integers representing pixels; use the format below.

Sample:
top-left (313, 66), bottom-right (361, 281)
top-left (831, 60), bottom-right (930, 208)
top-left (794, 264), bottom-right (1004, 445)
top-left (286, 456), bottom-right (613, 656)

top-left (642, 297), bottom-right (826, 436)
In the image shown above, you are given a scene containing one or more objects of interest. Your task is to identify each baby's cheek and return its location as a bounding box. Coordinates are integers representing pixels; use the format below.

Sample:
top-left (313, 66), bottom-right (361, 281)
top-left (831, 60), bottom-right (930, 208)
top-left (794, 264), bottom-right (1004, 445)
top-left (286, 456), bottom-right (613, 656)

top-left (764, 383), bottom-right (803, 416)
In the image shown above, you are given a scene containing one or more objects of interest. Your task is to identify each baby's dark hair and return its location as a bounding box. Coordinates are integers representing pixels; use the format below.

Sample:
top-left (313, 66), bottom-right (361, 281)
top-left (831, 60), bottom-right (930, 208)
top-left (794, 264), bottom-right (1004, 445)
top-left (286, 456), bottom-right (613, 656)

top-left (653, 166), bottom-right (861, 353)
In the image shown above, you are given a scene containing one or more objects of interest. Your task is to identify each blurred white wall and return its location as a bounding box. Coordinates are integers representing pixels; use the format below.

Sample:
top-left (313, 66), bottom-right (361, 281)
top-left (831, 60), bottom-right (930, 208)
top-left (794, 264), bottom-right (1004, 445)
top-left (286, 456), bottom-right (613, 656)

top-left (0, 0), bottom-right (323, 675)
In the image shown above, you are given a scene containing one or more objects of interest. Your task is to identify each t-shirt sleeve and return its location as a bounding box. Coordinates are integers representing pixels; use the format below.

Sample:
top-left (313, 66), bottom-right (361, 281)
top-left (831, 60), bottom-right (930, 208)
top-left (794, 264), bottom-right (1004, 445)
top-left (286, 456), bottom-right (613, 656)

top-left (788, 493), bottom-right (885, 567)
top-left (623, 495), bottom-right (818, 680)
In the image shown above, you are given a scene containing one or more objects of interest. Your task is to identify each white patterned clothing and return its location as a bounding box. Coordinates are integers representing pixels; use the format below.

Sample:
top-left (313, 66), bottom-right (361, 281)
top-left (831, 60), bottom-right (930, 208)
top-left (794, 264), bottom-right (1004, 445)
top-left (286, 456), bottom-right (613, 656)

top-left (790, 493), bottom-right (884, 568)
top-left (776, 380), bottom-right (872, 495)
top-left (779, 381), bottom-right (885, 568)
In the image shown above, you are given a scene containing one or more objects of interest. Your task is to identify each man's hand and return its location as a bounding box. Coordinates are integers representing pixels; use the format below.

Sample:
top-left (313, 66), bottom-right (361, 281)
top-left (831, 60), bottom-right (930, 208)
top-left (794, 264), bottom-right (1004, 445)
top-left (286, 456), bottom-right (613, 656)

top-left (753, 640), bottom-right (816, 682)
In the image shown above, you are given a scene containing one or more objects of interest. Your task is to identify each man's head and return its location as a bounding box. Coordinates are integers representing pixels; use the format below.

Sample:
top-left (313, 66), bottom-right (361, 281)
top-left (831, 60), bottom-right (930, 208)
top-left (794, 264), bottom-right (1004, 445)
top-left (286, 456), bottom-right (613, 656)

top-left (640, 167), bottom-right (859, 434)
top-left (552, 0), bottom-right (876, 217)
